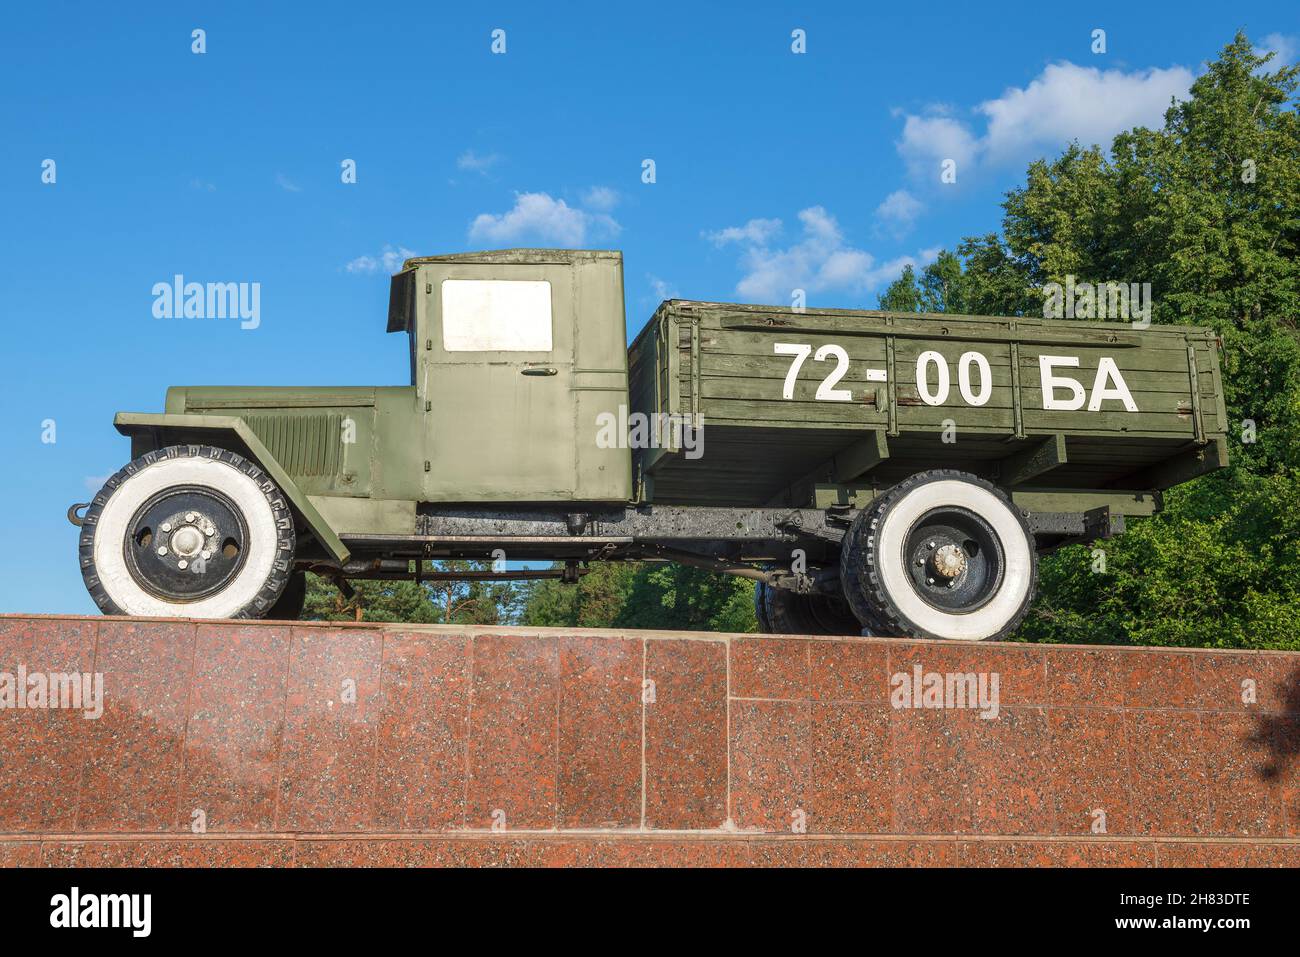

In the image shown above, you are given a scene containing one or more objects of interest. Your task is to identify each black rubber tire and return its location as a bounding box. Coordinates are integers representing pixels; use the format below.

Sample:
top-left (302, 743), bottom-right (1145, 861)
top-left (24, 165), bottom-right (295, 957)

top-left (266, 570), bottom-right (308, 621)
top-left (762, 583), bottom-right (826, 635)
top-left (79, 445), bottom-right (296, 619)
top-left (805, 591), bottom-right (863, 636)
top-left (753, 581), bottom-right (775, 632)
top-left (837, 496), bottom-right (894, 636)
top-left (757, 579), bottom-right (863, 636)
top-left (840, 470), bottom-right (1038, 642)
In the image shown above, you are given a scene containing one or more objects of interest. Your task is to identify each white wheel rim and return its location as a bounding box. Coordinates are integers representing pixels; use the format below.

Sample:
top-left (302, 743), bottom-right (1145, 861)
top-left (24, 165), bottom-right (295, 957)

top-left (877, 480), bottom-right (1032, 640)
top-left (93, 456), bottom-right (279, 617)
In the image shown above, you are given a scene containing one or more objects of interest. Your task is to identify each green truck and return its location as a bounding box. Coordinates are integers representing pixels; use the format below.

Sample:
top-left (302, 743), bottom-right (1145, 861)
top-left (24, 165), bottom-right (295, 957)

top-left (70, 249), bottom-right (1229, 641)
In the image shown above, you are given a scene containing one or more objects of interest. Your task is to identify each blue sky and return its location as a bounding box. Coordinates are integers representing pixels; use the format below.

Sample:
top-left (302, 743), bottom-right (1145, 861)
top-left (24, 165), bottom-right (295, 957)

top-left (1, 1), bottom-right (1295, 613)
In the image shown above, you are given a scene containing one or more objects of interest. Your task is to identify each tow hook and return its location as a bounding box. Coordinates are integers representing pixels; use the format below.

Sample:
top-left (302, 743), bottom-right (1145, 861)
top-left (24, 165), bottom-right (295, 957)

top-left (67, 503), bottom-right (90, 527)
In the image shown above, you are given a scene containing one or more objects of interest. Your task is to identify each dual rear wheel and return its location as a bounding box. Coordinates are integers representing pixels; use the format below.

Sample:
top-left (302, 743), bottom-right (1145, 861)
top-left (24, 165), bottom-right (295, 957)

top-left (756, 470), bottom-right (1038, 642)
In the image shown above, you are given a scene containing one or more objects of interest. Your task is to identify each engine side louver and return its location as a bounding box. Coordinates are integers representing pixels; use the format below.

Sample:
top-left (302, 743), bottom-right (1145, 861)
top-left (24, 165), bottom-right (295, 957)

top-left (243, 413), bottom-right (343, 477)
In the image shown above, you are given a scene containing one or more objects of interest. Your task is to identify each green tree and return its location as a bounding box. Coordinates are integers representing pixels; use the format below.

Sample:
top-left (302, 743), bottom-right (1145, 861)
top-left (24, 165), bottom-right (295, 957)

top-left (302, 560), bottom-right (523, 624)
top-left (875, 32), bottom-right (1300, 649)
top-left (878, 264), bottom-right (923, 311)
top-left (521, 561), bottom-right (758, 633)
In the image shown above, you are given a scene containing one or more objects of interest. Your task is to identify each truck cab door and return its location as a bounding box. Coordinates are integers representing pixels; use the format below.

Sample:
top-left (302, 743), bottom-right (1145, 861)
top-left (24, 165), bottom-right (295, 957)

top-left (420, 263), bottom-right (579, 501)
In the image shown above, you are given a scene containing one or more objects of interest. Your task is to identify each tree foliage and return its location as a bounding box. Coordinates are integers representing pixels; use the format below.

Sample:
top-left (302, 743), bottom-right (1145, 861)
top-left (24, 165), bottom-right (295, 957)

top-left (521, 562), bottom-right (758, 633)
top-left (302, 560), bottom-right (522, 624)
top-left (879, 33), bottom-right (1300, 648)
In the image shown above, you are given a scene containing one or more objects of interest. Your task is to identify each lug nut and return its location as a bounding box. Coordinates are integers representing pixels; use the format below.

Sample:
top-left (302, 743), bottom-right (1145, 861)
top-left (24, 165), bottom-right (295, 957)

top-left (157, 546), bottom-right (168, 556)
top-left (200, 550), bottom-right (211, 560)
top-left (927, 541), bottom-right (935, 549)
top-left (185, 512), bottom-right (196, 522)
top-left (161, 522), bottom-right (172, 532)
top-left (178, 560), bottom-right (188, 570)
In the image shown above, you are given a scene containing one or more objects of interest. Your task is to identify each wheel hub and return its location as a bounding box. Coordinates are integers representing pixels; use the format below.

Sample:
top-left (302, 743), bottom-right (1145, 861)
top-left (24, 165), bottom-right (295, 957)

top-left (904, 506), bottom-right (1005, 613)
top-left (123, 487), bottom-right (248, 602)
top-left (930, 543), bottom-right (967, 579)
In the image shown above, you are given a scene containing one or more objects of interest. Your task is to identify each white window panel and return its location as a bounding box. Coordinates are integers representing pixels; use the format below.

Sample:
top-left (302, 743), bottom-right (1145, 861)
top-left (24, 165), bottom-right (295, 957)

top-left (441, 279), bottom-right (553, 352)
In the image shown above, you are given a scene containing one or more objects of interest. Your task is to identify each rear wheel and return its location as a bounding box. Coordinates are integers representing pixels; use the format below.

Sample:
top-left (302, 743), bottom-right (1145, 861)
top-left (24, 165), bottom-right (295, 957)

top-left (79, 445), bottom-right (295, 619)
top-left (759, 581), bottom-right (823, 634)
top-left (754, 580), bottom-right (864, 636)
top-left (840, 470), bottom-right (1037, 641)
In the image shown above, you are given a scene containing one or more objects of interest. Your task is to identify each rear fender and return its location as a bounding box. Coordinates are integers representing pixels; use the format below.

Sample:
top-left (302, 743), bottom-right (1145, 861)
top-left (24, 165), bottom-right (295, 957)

top-left (113, 412), bottom-right (350, 563)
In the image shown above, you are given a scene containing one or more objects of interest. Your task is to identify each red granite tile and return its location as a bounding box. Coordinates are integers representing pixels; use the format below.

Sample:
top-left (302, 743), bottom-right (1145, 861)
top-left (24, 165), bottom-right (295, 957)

top-left (275, 627), bottom-right (383, 831)
top-left (747, 839), bottom-right (807, 867)
top-left (0, 618), bottom-right (98, 832)
top-left (294, 838), bottom-right (528, 867)
top-left (1201, 713), bottom-right (1284, 836)
top-left (891, 707), bottom-right (974, 833)
top-left (466, 634), bottom-right (559, 831)
top-left (1048, 707), bottom-right (1132, 835)
top-left (180, 623), bottom-right (289, 833)
top-left (1266, 716), bottom-right (1300, 836)
top-left (1156, 841), bottom-right (1300, 867)
top-left (558, 635), bottom-right (641, 829)
top-left (958, 839), bottom-right (1156, 867)
top-left (374, 632), bottom-right (470, 830)
top-left (1198, 653), bottom-right (1296, 713)
top-left (1046, 648), bottom-right (1127, 709)
top-left (42, 839), bottom-right (294, 867)
top-left (1128, 711), bottom-right (1210, 835)
top-left (889, 642), bottom-right (1046, 707)
top-left (729, 637), bottom-right (808, 699)
top-left (730, 699), bottom-right (810, 832)
top-left (1122, 650), bottom-right (1204, 710)
top-left (525, 838), bottom-right (751, 867)
top-left (804, 838), bottom-right (959, 867)
top-left (809, 702), bottom-right (892, 833)
top-left (643, 638), bottom-right (727, 830)
top-left (809, 639), bottom-right (892, 704)
top-left (78, 620), bottom-right (195, 831)
top-left (969, 707), bottom-right (1054, 835)
top-left (0, 842), bottom-right (41, 867)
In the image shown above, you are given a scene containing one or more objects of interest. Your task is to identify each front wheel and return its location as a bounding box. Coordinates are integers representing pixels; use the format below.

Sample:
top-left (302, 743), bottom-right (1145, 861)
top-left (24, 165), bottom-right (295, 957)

top-left (79, 445), bottom-right (296, 619)
top-left (840, 470), bottom-right (1037, 641)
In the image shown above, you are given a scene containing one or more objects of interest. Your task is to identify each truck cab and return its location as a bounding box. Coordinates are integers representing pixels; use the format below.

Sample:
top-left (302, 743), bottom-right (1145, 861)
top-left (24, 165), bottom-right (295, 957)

top-left (387, 249), bottom-right (632, 503)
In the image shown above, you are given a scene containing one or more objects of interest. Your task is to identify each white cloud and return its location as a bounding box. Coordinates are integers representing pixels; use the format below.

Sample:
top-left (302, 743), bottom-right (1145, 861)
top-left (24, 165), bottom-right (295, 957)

top-left (715, 206), bottom-right (930, 303)
top-left (468, 192), bottom-right (620, 246)
top-left (896, 61), bottom-right (1194, 178)
top-left (583, 186), bottom-right (619, 211)
top-left (874, 189), bottom-right (924, 235)
top-left (648, 274), bottom-right (678, 301)
top-left (83, 474), bottom-right (111, 492)
top-left (703, 217), bottom-right (783, 247)
top-left (457, 149), bottom-right (502, 174)
top-left (275, 172), bottom-right (302, 192)
top-left (897, 113), bottom-right (981, 178)
top-left (978, 62), bottom-right (1191, 164)
top-left (346, 244), bottom-right (418, 275)
top-left (190, 178), bottom-right (216, 192)
top-left (1256, 33), bottom-right (1297, 66)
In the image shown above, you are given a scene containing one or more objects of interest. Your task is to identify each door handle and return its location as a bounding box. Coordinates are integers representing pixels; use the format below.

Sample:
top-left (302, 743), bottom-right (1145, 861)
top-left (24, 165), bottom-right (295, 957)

top-left (520, 367), bottom-right (558, 376)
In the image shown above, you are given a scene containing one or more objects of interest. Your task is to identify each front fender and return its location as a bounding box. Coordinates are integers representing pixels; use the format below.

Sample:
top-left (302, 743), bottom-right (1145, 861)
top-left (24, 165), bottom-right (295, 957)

top-left (113, 412), bottom-right (350, 563)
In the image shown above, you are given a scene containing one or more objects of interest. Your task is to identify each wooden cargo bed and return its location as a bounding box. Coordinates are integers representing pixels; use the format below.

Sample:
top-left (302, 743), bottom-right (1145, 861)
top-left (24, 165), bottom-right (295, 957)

top-left (628, 300), bottom-right (1228, 511)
